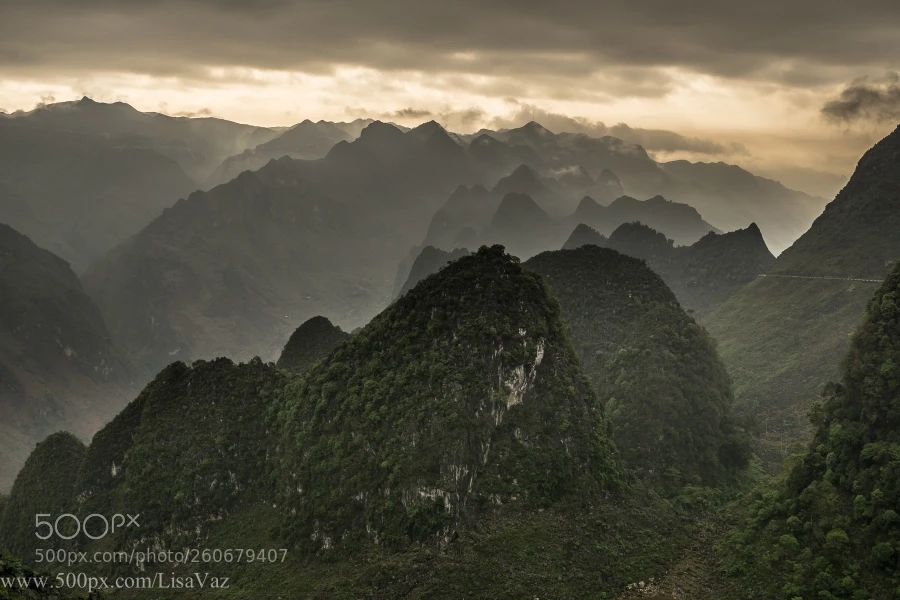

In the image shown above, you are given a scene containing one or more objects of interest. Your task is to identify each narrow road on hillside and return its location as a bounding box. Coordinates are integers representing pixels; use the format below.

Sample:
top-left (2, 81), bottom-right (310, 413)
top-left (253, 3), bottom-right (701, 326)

top-left (758, 274), bottom-right (883, 283)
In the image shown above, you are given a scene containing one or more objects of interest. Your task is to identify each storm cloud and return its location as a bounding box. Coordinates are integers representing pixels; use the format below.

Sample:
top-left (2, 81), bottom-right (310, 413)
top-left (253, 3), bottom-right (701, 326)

top-left (822, 72), bottom-right (900, 123)
top-left (2, 0), bottom-right (899, 91)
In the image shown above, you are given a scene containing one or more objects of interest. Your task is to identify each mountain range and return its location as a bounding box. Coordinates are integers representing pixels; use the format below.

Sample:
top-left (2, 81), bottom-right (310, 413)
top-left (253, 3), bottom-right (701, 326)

top-left (705, 125), bottom-right (900, 469)
top-left (1, 244), bottom-right (751, 597)
top-left (402, 219), bottom-right (773, 318)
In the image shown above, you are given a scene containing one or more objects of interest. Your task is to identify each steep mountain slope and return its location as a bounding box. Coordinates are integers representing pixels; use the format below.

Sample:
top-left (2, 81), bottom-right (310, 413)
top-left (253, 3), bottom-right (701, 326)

top-left (276, 316), bottom-right (350, 374)
top-left (490, 164), bottom-right (569, 215)
top-left (465, 133), bottom-right (546, 183)
top-left (706, 127), bottom-right (900, 470)
top-left (768, 126), bottom-right (900, 279)
top-left (394, 245), bottom-right (470, 299)
top-left (571, 195), bottom-right (719, 245)
top-left (273, 245), bottom-right (622, 549)
top-left (0, 224), bottom-right (129, 492)
top-left (727, 261), bottom-right (900, 599)
top-left (73, 358), bottom-right (285, 550)
top-left (81, 163), bottom-right (384, 380)
top-left (486, 122), bottom-right (672, 199)
top-left (524, 246), bottom-right (749, 485)
top-left (0, 432), bottom-right (86, 558)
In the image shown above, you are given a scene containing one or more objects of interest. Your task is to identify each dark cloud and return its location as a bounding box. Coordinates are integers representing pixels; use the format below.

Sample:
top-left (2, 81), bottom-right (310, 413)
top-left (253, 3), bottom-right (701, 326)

top-left (821, 72), bottom-right (900, 123)
top-left (389, 108), bottom-right (433, 119)
top-left (1, 0), bottom-right (899, 91)
top-left (490, 105), bottom-right (746, 156)
top-left (35, 93), bottom-right (57, 108)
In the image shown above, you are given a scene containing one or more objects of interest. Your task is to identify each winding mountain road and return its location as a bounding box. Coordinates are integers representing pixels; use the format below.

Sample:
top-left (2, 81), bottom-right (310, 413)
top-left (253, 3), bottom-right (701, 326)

top-left (758, 274), bottom-right (883, 283)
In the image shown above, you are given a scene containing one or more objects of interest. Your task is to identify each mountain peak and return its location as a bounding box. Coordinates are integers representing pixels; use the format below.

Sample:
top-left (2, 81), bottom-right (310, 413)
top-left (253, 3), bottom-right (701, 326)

top-left (520, 121), bottom-right (554, 137)
top-left (277, 316), bottom-right (349, 374)
top-left (273, 244), bottom-right (622, 548)
top-left (562, 223), bottom-right (609, 250)
top-left (495, 192), bottom-right (547, 218)
top-left (358, 120), bottom-right (405, 140)
top-left (598, 168), bottom-right (621, 185)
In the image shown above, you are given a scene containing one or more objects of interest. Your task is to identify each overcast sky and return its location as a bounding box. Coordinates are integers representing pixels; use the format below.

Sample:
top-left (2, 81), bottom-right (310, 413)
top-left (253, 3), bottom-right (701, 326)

top-left (2, 0), bottom-right (900, 196)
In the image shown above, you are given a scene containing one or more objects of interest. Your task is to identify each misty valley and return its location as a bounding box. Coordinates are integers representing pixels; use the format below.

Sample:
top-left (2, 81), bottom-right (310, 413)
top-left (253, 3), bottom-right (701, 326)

top-left (0, 85), bottom-right (898, 600)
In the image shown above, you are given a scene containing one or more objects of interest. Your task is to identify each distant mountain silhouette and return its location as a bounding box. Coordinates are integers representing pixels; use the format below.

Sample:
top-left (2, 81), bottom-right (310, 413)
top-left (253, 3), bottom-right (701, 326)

top-left (205, 119), bottom-right (371, 187)
top-left (459, 122), bottom-right (826, 253)
top-left (562, 223), bottom-right (608, 250)
top-left (81, 123), bottom-right (490, 379)
top-left (572, 221), bottom-right (776, 316)
top-left (423, 183), bottom-right (718, 260)
top-left (394, 245), bottom-right (470, 299)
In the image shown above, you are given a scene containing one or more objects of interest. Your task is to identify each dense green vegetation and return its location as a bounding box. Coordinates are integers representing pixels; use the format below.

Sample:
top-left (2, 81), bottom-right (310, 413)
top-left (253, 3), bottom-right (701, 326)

top-left (76, 358), bottom-right (285, 550)
top-left (726, 261), bottom-right (900, 599)
top-left (142, 485), bottom-right (710, 600)
top-left (707, 277), bottom-right (876, 470)
top-left (0, 552), bottom-right (94, 599)
top-left (272, 245), bottom-right (623, 552)
top-left (0, 244), bottom-right (766, 598)
top-left (525, 246), bottom-right (750, 487)
top-left (276, 316), bottom-right (350, 374)
top-left (0, 433), bottom-right (86, 559)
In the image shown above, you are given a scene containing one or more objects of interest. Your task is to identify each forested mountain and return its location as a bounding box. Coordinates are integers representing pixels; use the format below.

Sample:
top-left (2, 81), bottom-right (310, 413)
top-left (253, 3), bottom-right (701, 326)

top-left (2, 246), bottom-right (729, 597)
top-left (727, 261), bottom-right (900, 598)
top-left (706, 126), bottom-right (900, 469)
top-left (524, 246), bottom-right (750, 485)
top-left (0, 224), bottom-right (129, 492)
top-left (0, 432), bottom-right (86, 558)
top-left (272, 245), bottom-right (622, 549)
top-left (276, 316), bottom-right (350, 374)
